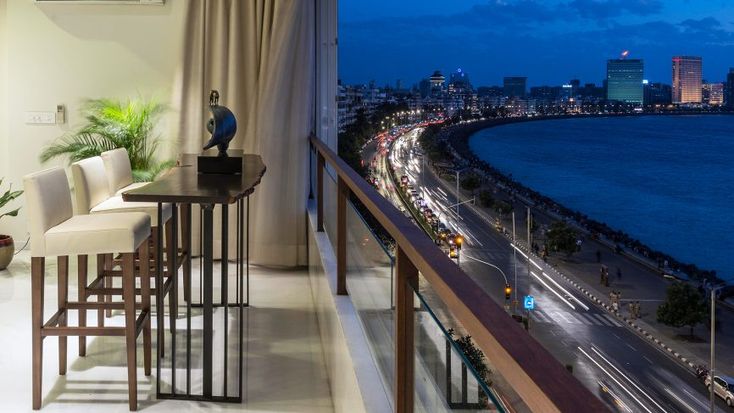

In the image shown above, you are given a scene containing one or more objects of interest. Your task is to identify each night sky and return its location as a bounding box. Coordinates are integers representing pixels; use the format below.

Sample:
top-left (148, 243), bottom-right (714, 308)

top-left (339, 0), bottom-right (734, 87)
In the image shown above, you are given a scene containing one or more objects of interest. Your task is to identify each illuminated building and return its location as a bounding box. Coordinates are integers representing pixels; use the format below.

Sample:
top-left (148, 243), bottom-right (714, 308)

top-left (606, 58), bottom-right (643, 104)
top-left (672, 56), bottom-right (702, 104)
top-left (726, 68), bottom-right (734, 108)
top-left (702, 82), bottom-right (724, 106)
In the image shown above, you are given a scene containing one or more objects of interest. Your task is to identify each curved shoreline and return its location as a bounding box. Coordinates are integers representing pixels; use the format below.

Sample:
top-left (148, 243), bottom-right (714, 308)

top-left (445, 113), bottom-right (733, 282)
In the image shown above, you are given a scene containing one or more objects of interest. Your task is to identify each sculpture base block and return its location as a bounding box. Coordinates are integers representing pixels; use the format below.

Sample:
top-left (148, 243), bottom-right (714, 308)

top-left (197, 154), bottom-right (243, 175)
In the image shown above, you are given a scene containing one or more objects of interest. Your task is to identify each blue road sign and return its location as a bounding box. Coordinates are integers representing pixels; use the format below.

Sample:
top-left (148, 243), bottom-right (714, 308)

top-left (524, 295), bottom-right (535, 310)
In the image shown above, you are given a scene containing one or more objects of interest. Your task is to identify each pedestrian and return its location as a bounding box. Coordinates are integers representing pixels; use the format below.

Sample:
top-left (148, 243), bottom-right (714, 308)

top-left (635, 301), bottom-right (641, 318)
top-left (628, 302), bottom-right (635, 319)
top-left (609, 291), bottom-right (614, 302)
top-left (596, 249), bottom-right (601, 263)
top-left (612, 301), bottom-right (619, 313)
top-left (617, 267), bottom-right (622, 280)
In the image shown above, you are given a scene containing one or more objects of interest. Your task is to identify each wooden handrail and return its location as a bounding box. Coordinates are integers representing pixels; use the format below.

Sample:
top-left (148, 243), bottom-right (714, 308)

top-left (310, 134), bottom-right (609, 413)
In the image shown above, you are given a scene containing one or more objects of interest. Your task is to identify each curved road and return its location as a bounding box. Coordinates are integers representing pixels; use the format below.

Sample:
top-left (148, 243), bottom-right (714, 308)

top-left (368, 127), bottom-right (730, 413)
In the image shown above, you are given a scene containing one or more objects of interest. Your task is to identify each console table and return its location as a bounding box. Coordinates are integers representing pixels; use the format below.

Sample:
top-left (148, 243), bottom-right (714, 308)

top-left (123, 153), bottom-right (266, 402)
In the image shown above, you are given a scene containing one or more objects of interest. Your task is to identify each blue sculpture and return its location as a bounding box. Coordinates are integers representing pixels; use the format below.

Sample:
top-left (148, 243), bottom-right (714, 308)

top-left (202, 90), bottom-right (237, 156)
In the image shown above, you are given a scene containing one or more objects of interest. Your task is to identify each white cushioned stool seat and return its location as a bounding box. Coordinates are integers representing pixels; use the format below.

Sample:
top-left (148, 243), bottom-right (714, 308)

top-left (44, 212), bottom-right (151, 257)
top-left (115, 181), bottom-right (148, 196)
top-left (91, 196), bottom-right (172, 226)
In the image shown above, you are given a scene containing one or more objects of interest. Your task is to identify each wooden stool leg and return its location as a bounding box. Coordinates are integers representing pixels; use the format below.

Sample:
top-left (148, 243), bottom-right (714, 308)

top-left (122, 252), bottom-right (138, 411)
top-left (139, 243), bottom-right (151, 377)
top-left (32, 257), bottom-right (45, 410)
top-left (96, 254), bottom-right (105, 324)
top-left (78, 255), bottom-right (88, 356)
top-left (166, 220), bottom-right (177, 328)
top-left (104, 253), bottom-right (113, 318)
top-left (152, 229), bottom-right (164, 358)
top-left (181, 204), bottom-right (191, 302)
top-left (58, 256), bottom-right (68, 375)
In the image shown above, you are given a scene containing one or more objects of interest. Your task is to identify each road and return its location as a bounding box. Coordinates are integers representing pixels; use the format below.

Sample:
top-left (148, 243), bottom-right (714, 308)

top-left (366, 127), bottom-right (731, 413)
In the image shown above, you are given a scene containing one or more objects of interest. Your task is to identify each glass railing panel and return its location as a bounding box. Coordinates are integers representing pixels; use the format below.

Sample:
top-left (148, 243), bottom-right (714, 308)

top-left (413, 288), bottom-right (507, 413)
top-left (344, 202), bottom-right (396, 405)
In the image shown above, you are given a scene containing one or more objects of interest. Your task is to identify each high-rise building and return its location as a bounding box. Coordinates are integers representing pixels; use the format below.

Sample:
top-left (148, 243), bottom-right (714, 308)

top-left (672, 56), bottom-right (702, 104)
top-left (503, 76), bottom-right (527, 98)
top-left (726, 68), bottom-right (734, 108)
top-left (643, 82), bottom-right (672, 106)
top-left (702, 82), bottom-right (724, 106)
top-left (606, 58), bottom-right (643, 104)
top-left (429, 70), bottom-right (445, 89)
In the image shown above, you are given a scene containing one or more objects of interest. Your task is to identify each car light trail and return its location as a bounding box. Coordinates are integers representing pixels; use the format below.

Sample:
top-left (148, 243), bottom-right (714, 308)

top-left (530, 271), bottom-right (576, 310)
top-left (540, 271), bottom-right (589, 311)
top-left (578, 347), bottom-right (655, 413)
top-left (663, 388), bottom-right (697, 413)
top-left (590, 345), bottom-right (669, 413)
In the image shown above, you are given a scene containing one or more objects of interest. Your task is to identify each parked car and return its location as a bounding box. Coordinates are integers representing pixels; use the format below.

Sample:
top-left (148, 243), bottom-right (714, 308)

top-left (705, 375), bottom-right (734, 407)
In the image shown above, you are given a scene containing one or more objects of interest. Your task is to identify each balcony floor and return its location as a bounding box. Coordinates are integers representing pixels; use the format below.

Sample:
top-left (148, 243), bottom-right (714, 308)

top-left (0, 251), bottom-right (333, 413)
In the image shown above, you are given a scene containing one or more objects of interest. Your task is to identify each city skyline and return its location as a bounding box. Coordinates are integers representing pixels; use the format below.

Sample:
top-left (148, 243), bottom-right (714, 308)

top-left (339, 0), bottom-right (734, 86)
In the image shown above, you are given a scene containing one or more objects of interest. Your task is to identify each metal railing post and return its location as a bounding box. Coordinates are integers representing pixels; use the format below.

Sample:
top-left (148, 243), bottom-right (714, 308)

top-left (317, 152), bottom-right (325, 232)
top-left (395, 246), bottom-right (417, 413)
top-left (337, 176), bottom-right (348, 295)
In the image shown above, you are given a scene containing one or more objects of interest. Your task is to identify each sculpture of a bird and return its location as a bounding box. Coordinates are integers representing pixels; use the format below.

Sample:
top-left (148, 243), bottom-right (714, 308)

top-left (202, 90), bottom-right (237, 156)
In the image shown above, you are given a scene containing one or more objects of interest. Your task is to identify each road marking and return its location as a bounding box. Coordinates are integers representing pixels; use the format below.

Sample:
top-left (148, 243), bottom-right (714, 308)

top-left (681, 388), bottom-right (710, 411)
top-left (624, 342), bottom-right (637, 352)
top-left (593, 313), bottom-right (616, 327)
top-left (530, 271), bottom-right (576, 310)
top-left (603, 314), bottom-right (623, 327)
top-left (553, 311), bottom-right (581, 324)
top-left (590, 346), bottom-right (669, 413)
top-left (578, 347), bottom-right (656, 413)
top-left (579, 313), bottom-right (603, 326)
top-left (642, 356), bottom-right (653, 364)
top-left (663, 387), bottom-right (697, 413)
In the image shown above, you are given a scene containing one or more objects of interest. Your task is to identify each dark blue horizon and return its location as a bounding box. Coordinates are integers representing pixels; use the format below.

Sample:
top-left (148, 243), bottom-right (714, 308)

top-left (339, 0), bottom-right (734, 88)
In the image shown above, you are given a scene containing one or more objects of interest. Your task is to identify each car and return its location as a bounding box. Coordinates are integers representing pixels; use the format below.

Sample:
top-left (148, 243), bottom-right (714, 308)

top-left (705, 375), bottom-right (734, 407)
top-left (449, 246), bottom-right (459, 259)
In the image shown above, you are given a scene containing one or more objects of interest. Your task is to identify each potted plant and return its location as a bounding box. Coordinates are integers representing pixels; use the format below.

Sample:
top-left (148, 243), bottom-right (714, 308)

top-left (0, 178), bottom-right (23, 270)
top-left (39, 98), bottom-right (174, 181)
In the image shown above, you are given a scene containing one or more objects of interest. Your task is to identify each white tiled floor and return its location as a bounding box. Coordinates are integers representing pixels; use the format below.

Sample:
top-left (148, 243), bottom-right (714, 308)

top-left (0, 251), bottom-right (333, 412)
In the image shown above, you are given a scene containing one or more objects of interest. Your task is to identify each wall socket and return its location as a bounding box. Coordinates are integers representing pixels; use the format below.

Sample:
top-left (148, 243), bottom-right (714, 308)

top-left (24, 111), bottom-right (56, 125)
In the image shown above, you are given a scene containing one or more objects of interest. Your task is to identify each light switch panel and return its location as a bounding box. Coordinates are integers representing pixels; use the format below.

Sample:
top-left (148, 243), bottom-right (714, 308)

top-left (24, 111), bottom-right (56, 125)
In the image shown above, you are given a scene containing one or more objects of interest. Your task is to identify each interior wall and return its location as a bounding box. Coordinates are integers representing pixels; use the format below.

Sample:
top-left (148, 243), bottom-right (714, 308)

top-left (0, 0), bottom-right (8, 203)
top-left (0, 0), bottom-right (185, 240)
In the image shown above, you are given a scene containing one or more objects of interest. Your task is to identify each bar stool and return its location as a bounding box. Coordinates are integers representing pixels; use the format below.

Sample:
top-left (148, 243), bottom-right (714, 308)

top-left (71, 156), bottom-right (177, 353)
top-left (24, 167), bottom-right (151, 411)
top-left (101, 148), bottom-right (190, 301)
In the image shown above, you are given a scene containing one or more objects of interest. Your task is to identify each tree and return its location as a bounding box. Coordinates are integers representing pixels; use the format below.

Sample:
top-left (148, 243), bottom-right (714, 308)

top-left (657, 282), bottom-right (707, 337)
top-left (546, 221), bottom-right (577, 257)
top-left (460, 174), bottom-right (481, 193)
top-left (478, 190), bottom-right (494, 208)
top-left (493, 200), bottom-right (513, 217)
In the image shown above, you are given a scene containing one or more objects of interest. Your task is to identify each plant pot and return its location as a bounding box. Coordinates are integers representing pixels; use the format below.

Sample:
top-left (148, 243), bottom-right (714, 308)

top-left (0, 235), bottom-right (14, 270)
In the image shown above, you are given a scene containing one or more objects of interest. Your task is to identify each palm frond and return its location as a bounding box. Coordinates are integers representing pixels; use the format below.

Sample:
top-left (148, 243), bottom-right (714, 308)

top-left (0, 180), bottom-right (22, 222)
top-left (132, 160), bottom-right (175, 182)
top-left (39, 97), bottom-right (171, 175)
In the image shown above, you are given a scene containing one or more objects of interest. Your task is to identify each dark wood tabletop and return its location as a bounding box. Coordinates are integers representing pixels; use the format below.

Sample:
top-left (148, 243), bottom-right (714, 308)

top-left (122, 153), bottom-right (266, 204)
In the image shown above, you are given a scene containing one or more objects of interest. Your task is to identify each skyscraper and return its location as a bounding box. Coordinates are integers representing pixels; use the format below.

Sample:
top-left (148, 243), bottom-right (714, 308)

top-left (726, 68), bottom-right (734, 108)
top-left (606, 59), bottom-right (644, 104)
top-left (672, 56), bottom-right (702, 104)
top-left (702, 82), bottom-right (724, 106)
top-left (503, 76), bottom-right (527, 98)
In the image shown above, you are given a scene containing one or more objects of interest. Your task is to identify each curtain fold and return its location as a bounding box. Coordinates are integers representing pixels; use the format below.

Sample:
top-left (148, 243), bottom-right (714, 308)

top-left (177, 0), bottom-right (314, 266)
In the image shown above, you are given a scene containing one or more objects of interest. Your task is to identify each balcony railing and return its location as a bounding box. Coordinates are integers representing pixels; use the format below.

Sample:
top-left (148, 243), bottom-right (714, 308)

top-left (310, 134), bottom-right (609, 413)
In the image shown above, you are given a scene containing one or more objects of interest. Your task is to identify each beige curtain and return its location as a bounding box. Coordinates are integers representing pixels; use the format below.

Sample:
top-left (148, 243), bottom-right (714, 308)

top-left (176, 0), bottom-right (314, 266)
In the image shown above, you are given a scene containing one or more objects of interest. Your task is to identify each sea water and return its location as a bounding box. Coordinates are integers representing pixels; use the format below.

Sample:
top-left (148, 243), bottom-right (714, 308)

top-left (469, 115), bottom-right (734, 277)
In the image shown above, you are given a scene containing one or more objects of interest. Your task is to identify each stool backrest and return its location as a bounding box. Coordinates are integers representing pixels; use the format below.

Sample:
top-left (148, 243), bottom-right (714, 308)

top-left (23, 167), bottom-right (73, 257)
top-left (71, 156), bottom-right (110, 215)
top-left (101, 148), bottom-right (133, 194)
